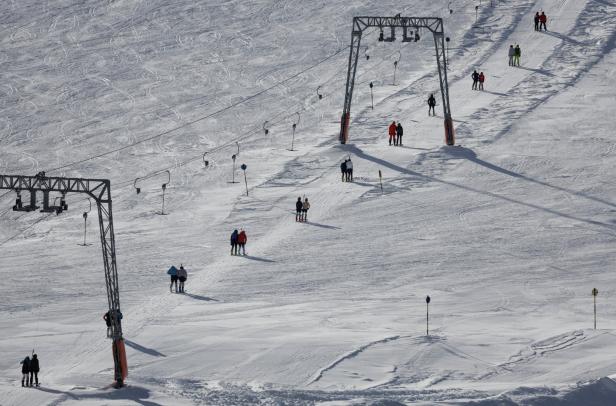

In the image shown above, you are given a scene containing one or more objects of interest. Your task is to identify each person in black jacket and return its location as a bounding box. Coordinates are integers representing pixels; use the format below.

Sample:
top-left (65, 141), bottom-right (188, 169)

top-left (534, 12), bottom-right (540, 31)
top-left (427, 94), bottom-right (436, 116)
top-left (471, 70), bottom-right (479, 90)
top-left (396, 123), bottom-right (404, 146)
top-left (20, 356), bottom-right (30, 387)
top-left (295, 197), bottom-right (303, 221)
top-left (29, 354), bottom-right (39, 387)
top-left (340, 160), bottom-right (347, 182)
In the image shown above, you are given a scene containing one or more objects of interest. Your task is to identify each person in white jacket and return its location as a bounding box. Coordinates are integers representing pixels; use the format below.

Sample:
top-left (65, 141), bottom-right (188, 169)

top-left (508, 44), bottom-right (515, 66)
top-left (345, 158), bottom-right (353, 182)
top-left (301, 198), bottom-right (311, 222)
top-left (177, 265), bottom-right (187, 293)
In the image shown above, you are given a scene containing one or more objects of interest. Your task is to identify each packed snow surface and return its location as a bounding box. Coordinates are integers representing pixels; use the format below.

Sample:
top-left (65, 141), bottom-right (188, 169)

top-left (1, 0), bottom-right (616, 404)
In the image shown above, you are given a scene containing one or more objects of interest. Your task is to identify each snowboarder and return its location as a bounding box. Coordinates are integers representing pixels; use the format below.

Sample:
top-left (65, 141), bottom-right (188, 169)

top-left (396, 122), bottom-right (403, 146)
top-left (471, 70), bottom-right (479, 90)
top-left (340, 160), bottom-right (347, 182)
top-left (514, 45), bottom-right (521, 67)
top-left (29, 354), bottom-right (39, 387)
top-left (388, 121), bottom-right (397, 146)
top-left (345, 158), bottom-right (353, 181)
top-left (168, 265), bottom-right (178, 293)
top-left (237, 229), bottom-right (247, 255)
top-left (539, 12), bottom-right (547, 31)
top-left (427, 94), bottom-right (436, 116)
top-left (534, 12), bottom-right (540, 31)
top-left (478, 72), bottom-right (485, 90)
top-left (230, 229), bottom-right (239, 255)
top-left (296, 197), bottom-right (303, 221)
top-left (508, 45), bottom-right (515, 66)
top-left (302, 197), bottom-right (310, 222)
top-left (20, 356), bottom-right (30, 387)
top-left (177, 265), bottom-right (187, 293)
top-left (103, 311), bottom-right (112, 337)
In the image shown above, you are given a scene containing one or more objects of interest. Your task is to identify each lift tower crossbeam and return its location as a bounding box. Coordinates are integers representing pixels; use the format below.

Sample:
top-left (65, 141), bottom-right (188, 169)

top-left (0, 172), bottom-right (127, 387)
top-left (340, 16), bottom-right (454, 145)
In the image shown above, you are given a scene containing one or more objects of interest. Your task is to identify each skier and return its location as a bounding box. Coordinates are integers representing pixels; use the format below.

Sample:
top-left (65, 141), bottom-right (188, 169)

top-left (340, 160), bottom-right (347, 182)
top-left (508, 45), bottom-right (515, 66)
top-left (103, 311), bottom-right (112, 337)
top-left (388, 121), bottom-right (397, 146)
top-left (471, 70), bottom-right (479, 90)
top-left (539, 12), bottom-right (547, 31)
top-left (295, 197), bottom-right (303, 221)
top-left (20, 356), bottom-right (30, 387)
top-left (534, 12), bottom-right (540, 31)
top-left (427, 94), bottom-right (436, 116)
top-left (346, 158), bottom-right (353, 181)
top-left (302, 197), bottom-right (310, 222)
top-left (396, 122), bottom-right (403, 146)
top-left (514, 45), bottom-right (521, 67)
top-left (168, 266), bottom-right (178, 293)
top-left (29, 354), bottom-right (39, 387)
top-left (177, 265), bottom-right (187, 293)
top-left (478, 72), bottom-right (485, 91)
top-left (237, 229), bottom-right (247, 255)
top-left (230, 229), bottom-right (239, 255)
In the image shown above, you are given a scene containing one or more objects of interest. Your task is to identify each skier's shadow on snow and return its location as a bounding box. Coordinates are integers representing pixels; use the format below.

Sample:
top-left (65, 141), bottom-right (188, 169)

top-left (125, 339), bottom-right (166, 357)
top-left (516, 66), bottom-right (555, 77)
top-left (241, 255), bottom-right (277, 263)
top-left (339, 144), bottom-right (616, 231)
top-left (35, 386), bottom-right (161, 406)
top-left (445, 146), bottom-right (616, 210)
top-left (304, 221), bottom-right (341, 230)
top-left (183, 293), bottom-right (219, 301)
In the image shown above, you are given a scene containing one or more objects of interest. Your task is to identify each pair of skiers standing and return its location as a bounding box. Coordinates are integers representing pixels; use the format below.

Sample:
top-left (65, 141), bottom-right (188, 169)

top-left (168, 265), bottom-right (187, 293)
top-left (388, 121), bottom-right (404, 146)
top-left (534, 12), bottom-right (548, 31)
top-left (20, 354), bottom-right (40, 387)
top-left (230, 229), bottom-right (247, 255)
top-left (508, 44), bottom-right (522, 67)
top-left (295, 197), bottom-right (310, 222)
top-left (340, 158), bottom-right (353, 182)
top-left (471, 70), bottom-right (485, 90)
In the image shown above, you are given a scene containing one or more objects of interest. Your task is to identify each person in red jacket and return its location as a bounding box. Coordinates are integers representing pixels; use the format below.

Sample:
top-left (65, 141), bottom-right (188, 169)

top-left (478, 72), bottom-right (485, 90)
top-left (539, 12), bottom-right (547, 31)
top-left (237, 229), bottom-right (247, 255)
top-left (388, 121), bottom-right (397, 146)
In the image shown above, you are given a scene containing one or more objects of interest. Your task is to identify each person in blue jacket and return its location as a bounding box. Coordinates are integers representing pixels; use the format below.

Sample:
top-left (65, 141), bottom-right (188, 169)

top-left (230, 229), bottom-right (239, 255)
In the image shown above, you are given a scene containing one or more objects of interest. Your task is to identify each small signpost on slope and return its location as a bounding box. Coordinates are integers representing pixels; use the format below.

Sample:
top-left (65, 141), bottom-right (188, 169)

top-left (378, 170), bottom-right (383, 194)
top-left (592, 288), bottom-right (598, 330)
top-left (241, 164), bottom-right (248, 196)
top-left (426, 295), bottom-right (431, 336)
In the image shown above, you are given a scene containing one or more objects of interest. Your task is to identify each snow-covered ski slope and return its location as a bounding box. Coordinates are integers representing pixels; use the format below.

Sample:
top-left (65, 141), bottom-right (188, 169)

top-left (1, 0), bottom-right (616, 404)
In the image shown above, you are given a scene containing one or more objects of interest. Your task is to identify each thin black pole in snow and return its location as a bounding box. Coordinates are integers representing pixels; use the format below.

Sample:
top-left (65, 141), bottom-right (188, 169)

top-left (378, 169), bottom-right (383, 194)
top-left (592, 288), bottom-right (598, 329)
top-left (426, 295), bottom-right (431, 336)
top-left (241, 164), bottom-right (248, 196)
top-left (369, 82), bottom-right (374, 109)
top-left (83, 212), bottom-right (88, 246)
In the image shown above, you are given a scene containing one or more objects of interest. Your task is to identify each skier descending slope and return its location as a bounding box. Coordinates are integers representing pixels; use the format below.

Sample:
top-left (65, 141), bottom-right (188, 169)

top-left (230, 229), bottom-right (239, 255)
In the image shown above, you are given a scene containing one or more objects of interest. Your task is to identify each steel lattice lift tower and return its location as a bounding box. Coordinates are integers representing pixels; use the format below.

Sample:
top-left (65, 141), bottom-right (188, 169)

top-left (339, 16), bottom-right (455, 145)
top-left (0, 172), bottom-right (128, 387)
